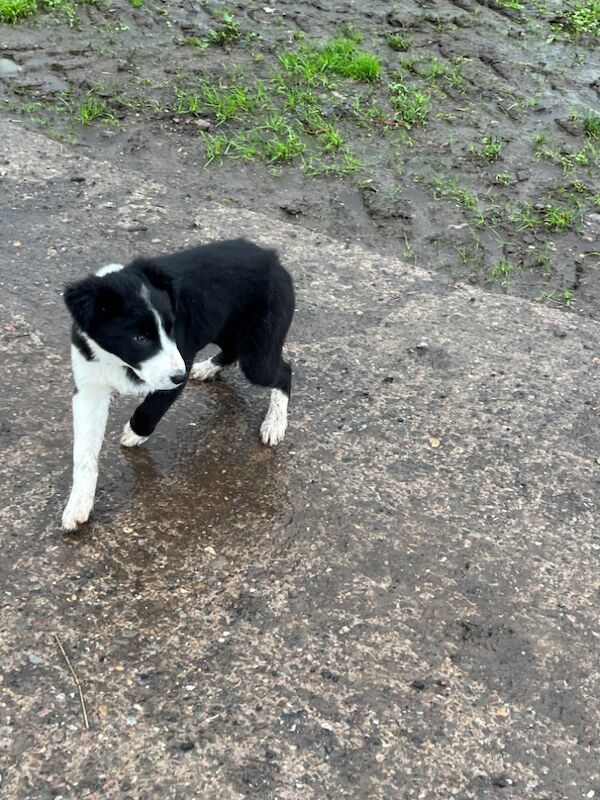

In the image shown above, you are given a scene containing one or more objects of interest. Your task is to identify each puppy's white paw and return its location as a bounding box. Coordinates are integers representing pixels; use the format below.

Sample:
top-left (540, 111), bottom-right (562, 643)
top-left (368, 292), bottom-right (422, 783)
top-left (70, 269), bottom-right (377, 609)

top-left (190, 358), bottom-right (221, 382)
top-left (260, 413), bottom-right (287, 447)
top-left (120, 421), bottom-right (149, 448)
top-left (260, 389), bottom-right (288, 446)
top-left (62, 495), bottom-right (93, 532)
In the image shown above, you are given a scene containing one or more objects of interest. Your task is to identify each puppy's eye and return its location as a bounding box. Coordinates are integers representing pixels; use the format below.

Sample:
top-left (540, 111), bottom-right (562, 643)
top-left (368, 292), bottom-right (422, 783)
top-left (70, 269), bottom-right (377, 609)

top-left (133, 334), bottom-right (149, 344)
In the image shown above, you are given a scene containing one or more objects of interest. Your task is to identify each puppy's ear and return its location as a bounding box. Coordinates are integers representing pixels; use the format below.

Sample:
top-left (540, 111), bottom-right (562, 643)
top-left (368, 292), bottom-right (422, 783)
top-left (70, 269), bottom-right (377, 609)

top-left (64, 277), bottom-right (122, 330)
top-left (136, 260), bottom-right (178, 309)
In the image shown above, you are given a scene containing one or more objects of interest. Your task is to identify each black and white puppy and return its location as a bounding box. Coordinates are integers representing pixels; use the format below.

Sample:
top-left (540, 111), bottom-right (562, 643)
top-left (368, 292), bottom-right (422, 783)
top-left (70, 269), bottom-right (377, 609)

top-left (62, 238), bottom-right (295, 532)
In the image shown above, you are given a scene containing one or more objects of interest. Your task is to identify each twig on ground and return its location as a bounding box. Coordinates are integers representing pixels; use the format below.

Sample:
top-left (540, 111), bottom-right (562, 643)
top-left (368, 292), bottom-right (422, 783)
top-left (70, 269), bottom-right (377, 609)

top-left (54, 633), bottom-right (90, 730)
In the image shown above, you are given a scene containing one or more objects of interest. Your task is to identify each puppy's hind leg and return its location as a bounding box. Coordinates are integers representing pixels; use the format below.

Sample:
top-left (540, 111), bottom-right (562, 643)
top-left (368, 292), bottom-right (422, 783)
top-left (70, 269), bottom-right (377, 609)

top-left (260, 361), bottom-right (292, 447)
top-left (190, 348), bottom-right (236, 382)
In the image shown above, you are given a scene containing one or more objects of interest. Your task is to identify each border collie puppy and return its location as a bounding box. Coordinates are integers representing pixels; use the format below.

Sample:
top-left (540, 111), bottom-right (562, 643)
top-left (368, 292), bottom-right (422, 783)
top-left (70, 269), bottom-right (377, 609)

top-left (61, 238), bottom-right (295, 532)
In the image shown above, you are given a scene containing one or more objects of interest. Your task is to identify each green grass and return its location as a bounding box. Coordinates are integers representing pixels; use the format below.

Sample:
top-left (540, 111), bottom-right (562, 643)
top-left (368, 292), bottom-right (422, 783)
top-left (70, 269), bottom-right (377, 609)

top-left (350, 94), bottom-right (388, 126)
top-left (389, 83), bottom-right (429, 128)
top-left (539, 288), bottom-right (576, 307)
top-left (76, 92), bottom-right (115, 124)
top-left (533, 134), bottom-right (597, 175)
top-left (172, 88), bottom-right (202, 115)
top-left (431, 175), bottom-right (478, 211)
top-left (508, 201), bottom-right (542, 230)
top-left (419, 57), bottom-right (465, 88)
top-left (202, 83), bottom-right (263, 123)
top-left (183, 36), bottom-right (209, 50)
top-left (0, 0), bottom-right (36, 22)
top-left (203, 133), bottom-right (234, 164)
top-left (471, 135), bottom-right (504, 161)
top-left (495, 172), bottom-right (513, 186)
top-left (387, 33), bottom-right (411, 51)
top-left (490, 259), bottom-right (516, 286)
top-left (262, 127), bottom-right (306, 162)
top-left (0, 0), bottom-right (77, 24)
top-left (567, 0), bottom-right (600, 36)
top-left (583, 114), bottom-right (600, 138)
top-left (301, 151), bottom-right (360, 176)
top-left (203, 123), bottom-right (305, 165)
top-left (207, 11), bottom-right (240, 46)
top-left (172, 82), bottom-right (268, 123)
top-left (544, 204), bottom-right (577, 231)
top-left (278, 37), bottom-right (381, 83)
top-left (319, 124), bottom-right (344, 150)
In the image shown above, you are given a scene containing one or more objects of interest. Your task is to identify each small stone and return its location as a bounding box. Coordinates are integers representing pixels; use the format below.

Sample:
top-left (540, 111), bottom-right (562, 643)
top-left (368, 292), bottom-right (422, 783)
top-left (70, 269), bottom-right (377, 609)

top-left (382, 376), bottom-right (394, 383)
top-left (280, 201), bottom-right (306, 217)
top-left (28, 654), bottom-right (43, 665)
top-left (411, 679), bottom-right (426, 690)
top-left (180, 741), bottom-right (195, 751)
top-left (0, 58), bottom-right (22, 78)
top-left (192, 118), bottom-right (211, 131)
top-left (117, 220), bottom-right (148, 232)
top-left (429, 437), bottom-right (441, 448)
top-left (555, 117), bottom-right (581, 136)
top-left (415, 341), bottom-right (428, 353)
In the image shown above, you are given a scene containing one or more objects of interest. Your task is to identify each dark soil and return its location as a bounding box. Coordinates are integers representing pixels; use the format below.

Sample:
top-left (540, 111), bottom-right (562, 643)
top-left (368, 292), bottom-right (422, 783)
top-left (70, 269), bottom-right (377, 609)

top-left (1, 0), bottom-right (599, 316)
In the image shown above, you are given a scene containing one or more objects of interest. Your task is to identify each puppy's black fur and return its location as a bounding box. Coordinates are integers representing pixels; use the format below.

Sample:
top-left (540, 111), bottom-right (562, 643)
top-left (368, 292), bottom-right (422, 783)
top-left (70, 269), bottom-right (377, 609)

top-left (61, 238), bottom-right (294, 530)
top-left (132, 238), bottom-right (294, 437)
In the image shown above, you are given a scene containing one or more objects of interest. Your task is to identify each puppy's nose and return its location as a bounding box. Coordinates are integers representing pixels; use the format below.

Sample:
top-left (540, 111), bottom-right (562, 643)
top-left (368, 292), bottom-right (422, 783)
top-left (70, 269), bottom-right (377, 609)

top-left (170, 371), bottom-right (187, 385)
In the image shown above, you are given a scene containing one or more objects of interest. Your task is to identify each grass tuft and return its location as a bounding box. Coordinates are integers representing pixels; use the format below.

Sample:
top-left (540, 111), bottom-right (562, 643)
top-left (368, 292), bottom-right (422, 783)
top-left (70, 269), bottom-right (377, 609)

top-left (544, 205), bottom-right (576, 231)
top-left (471, 135), bottom-right (503, 161)
top-left (387, 33), bottom-right (411, 51)
top-left (583, 114), bottom-right (600, 138)
top-left (490, 259), bottom-right (516, 286)
top-left (278, 37), bottom-right (381, 83)
top-left (389, 83), bottom-right (429, 128)
top-left (568, 0), bottom-right (600, 36)
top-left (207, 12), bottom-right (240, 46)
top-left (0, 0), bottom-right (36, 22)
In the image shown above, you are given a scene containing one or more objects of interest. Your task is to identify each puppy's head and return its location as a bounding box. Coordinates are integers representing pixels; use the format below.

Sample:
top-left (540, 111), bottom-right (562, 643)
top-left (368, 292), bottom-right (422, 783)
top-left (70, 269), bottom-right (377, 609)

top-left (64, 262), bottom-right (186, 391)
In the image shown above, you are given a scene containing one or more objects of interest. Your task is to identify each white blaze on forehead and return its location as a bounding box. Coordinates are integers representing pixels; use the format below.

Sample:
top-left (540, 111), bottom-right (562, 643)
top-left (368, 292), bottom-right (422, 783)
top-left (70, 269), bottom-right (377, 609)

top-left (138, 285), bottom-right (186, 379)
top-left (96, 263), bottom-right (125, 277)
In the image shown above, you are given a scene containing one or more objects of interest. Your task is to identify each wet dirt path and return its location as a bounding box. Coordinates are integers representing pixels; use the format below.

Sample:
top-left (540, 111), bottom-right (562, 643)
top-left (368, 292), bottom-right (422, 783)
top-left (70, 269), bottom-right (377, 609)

top-left (1, 120), bottom-right (599, 799)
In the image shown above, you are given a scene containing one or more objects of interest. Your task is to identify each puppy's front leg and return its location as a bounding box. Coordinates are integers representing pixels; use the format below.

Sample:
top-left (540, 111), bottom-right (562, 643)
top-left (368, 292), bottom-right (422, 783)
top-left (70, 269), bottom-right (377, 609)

top-left (120, 386), bottom-right (184, 447)
top-left (62, 385), bottom-right (111, 531)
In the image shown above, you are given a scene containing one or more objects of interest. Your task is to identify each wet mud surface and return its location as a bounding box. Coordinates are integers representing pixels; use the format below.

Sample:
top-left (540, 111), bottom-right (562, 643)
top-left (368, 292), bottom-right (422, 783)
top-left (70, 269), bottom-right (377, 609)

top-left (1, 0), bottom-right (599, 316)
top-left (1, 122), bottom-right (600, 798)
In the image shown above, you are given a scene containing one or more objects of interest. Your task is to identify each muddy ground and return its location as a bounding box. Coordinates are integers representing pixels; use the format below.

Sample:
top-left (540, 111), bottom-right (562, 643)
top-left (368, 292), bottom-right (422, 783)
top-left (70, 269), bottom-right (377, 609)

top-left (1, 4), bottom-right (600, 800)
top-left (1, 0), bottom-right (599, 315)
top-left (1, 119), bottom-right (600, 800)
